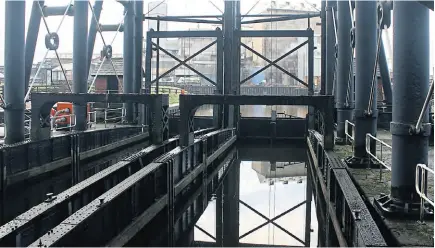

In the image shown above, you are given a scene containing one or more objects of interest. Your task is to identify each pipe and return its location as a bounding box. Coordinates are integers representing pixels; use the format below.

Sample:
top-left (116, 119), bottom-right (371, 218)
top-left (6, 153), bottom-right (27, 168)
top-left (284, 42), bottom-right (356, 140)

top-left (133, 0), bottom-right (144, 122)
top-left (73, 0), bottom-right (88, 131)
top-left (24, 0), bottom-right (44, 98)
top-left (223, 0), bottom-right (235, 128)
top-left (43, 5), bottom-right (74, 16)
top-left (123, 2), bottom-right (134, 123)
top-left (320, 0), bottom-right (326, 95)
top-left (100, 24), bottom-right (125, 32)
top-left (378, 38), bottom-right (392, 105)
top-left (4, 1), bottom-right (26, 144)
top-left (325, 0), bottom-right (336, 95)
top-left (86, 0), bottom-right (103, 79)
top-left (335, 0), bottom-right (353, 140)
top-left (353, 0), bottom-right (377, 158)
top-left (389, 1), bottom-right (430, 212)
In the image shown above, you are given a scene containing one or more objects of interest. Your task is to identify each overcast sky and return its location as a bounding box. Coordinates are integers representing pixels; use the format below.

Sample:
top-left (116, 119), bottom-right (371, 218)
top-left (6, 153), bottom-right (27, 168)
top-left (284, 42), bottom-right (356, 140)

top-left (0, 0), bottom-right (434, 72)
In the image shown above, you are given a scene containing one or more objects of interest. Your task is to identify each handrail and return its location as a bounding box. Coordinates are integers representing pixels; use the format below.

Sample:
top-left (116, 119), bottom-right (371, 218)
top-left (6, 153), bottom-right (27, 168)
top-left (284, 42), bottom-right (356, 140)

top-left (365, 133), bottom-right (392, 181)
top-left (415, 164), bottom-right (435, 221)
top-left (51, 114), bottom-right (76, 131)
top-left (103, 107), bottom-right (125, 127)
top-left (415, 163), bottom-right (434, 222)
top-left (345, 120), bottom-right (355, 144)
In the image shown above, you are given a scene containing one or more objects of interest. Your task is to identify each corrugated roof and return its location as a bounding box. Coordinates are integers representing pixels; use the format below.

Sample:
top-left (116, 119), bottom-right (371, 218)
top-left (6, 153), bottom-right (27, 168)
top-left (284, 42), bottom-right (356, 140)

top-left (89, 57), bottom-right (124, 76)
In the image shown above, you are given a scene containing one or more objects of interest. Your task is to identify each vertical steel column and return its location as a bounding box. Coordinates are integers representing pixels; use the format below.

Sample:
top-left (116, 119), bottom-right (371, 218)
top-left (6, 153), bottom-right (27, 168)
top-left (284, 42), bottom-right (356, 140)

top-left (378, 38), bottom-right (392, 106)
top-left (320, 0), bottom-right (326, 95)
top-left (24, 0), bottom-right (44, 96)
top-left (352, 0), bottom-right (377, 159)
top-left (73, 0), bottom-right (88, 131)
top-left (233, 1), bottom-right (241, 129)
top-left (145, 30), bottom-right (153, 94)
top-left (86, 0), bottom-right (103, 78)
top-left (325, 0), bottom-right (336, 95)
top-left (215, 186), bottom-right (223, 246)
top-left (4, 1), bottom-right (25, 144)
top-left (304, 163), bottom-right (312, 247)
top-left (223, 0), bottom-right (235, 128)
top-left (214, 31), bottom-right (224, 129)
top-left (133, 0), bottom-right (144, 122)
top-left (375, 1), bottom-right (431, 217)
top-left (123, 2), bottom-right (134, 123)
top-left (335, 0), bottom-right (353, 142)
top-left (222, 161), bottom-right (240, 247)
top-left (308, 29), bottom-right (315, 129)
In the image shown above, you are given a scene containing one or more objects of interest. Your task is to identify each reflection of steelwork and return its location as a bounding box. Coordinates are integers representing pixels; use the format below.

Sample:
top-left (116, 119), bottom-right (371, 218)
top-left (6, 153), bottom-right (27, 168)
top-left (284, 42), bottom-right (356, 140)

top-left (252, 161), bottom-right (306, 182)
top-left (239, 200), bottom-right (306, 246)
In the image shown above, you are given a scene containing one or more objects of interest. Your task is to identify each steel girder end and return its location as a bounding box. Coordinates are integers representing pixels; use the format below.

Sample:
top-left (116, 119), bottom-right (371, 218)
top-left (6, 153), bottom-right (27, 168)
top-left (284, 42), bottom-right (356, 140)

top-left (344, 156), bottom-right (379, 168)
top-left (373, 194), bottom-right (434, 220)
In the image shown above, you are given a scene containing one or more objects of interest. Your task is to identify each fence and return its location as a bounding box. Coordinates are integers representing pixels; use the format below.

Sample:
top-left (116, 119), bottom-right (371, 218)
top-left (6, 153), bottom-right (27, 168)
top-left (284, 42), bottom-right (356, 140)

top-left (415, 163), bottom-right (434, 222)
top-left (365, 133), bottom-right (392, 181)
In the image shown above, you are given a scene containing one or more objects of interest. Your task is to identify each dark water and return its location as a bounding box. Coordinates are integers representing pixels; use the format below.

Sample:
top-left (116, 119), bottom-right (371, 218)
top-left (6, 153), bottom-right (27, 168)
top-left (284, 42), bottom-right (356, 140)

top-left (194, 159), bottom-right (318, 246)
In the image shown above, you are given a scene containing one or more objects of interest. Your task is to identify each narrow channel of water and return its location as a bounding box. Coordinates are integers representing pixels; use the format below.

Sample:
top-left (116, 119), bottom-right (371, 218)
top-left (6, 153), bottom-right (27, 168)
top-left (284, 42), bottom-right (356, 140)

top-left (193, 158), bottom-right (318, 246)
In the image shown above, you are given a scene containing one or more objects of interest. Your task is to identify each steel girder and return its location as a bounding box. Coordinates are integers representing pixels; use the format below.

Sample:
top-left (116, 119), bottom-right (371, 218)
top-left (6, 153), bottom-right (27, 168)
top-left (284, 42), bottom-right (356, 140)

top-left (0, 128), bottom-right (215, 246)
top-left (25, 128), bottom-right (236, 246)
top-left (179, 95), bottom-right (334, 149)
top-left (29, 93), bottom-right (169, 143)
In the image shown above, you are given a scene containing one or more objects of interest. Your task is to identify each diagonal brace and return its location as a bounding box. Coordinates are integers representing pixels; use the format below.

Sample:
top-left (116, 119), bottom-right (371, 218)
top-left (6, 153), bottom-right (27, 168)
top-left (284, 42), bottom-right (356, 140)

top-left (241, 42), bottom-right (308, 87)
top-left (152, 41), bottom-right (217, 86)
top-left (239, 199), bottom-right (306, 245)
top-left (151, 40), bottom-right (217, 84)
top-left (195, 224), bottom-right (216, 240)
top-left (240, 40), bottom-right (309, 86)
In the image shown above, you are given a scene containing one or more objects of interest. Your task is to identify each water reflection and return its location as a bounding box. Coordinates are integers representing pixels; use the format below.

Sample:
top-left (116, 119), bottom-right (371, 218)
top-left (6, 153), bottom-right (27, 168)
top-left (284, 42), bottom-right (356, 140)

top-left (194, 105), bottom-right (308, 118)
top-left (194, 159), bottom-right (318, 247)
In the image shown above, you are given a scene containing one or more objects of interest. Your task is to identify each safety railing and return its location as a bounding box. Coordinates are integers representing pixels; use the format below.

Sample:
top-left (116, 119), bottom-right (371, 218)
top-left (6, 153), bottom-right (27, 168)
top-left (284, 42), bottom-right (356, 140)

top-left (415, 163), bottom-right (434, 222)
top-left (276, 112), bottom-right (296, 119)
top-left (365, 133), bottom-right (392, 181)
top-left (345, 120), bottom-right (355, 145)
top-left (103, 107), bottom-right (125, 127)
top-left (87, 110), bottom-right (97, 129)
top-left (50, 114), bottom-right (76, 131)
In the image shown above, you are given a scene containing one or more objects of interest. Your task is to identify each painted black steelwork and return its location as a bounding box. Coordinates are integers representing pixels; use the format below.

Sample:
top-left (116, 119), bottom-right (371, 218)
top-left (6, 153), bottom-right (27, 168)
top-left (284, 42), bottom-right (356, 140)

top-left (86, 0), bottom-right (103, 78)
top-left (325, 0), bottom-right (336, 96)
top-left (24, 0), bottom-right (44, 97)
top-left (320, 0), bottom-right (326, 95)
top-left (307, 131), bottom-right (387, 247)
top-left (123, 2), bottom-right (135, 123)
top-left (72, 0), bottom-right (88, 131)
top-left (133, 0), bottom-right (144, 122)
top-left (29, 93), bottom-right (169, 143)
top-left (349, 0), bottom-right (377, 162)
top-left (4, 1), bottom-right (26, 144)
top-left (27, 129), bottom-right (236, 247)
top-left (179, 95), bottom-right (334, 149)
top-left (223, 0), bottom-right (235, 128)
top-left (374, 1), bottom-right (432, 218)
top-left (0, 131), bottom-right (208, 246)
top-left (335, 0), bottom-right (353, 143)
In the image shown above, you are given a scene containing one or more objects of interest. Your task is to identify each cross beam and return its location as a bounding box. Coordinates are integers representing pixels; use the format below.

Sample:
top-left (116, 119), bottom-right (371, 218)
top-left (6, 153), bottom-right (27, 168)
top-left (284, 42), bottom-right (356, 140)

top-left (240, 41), bottom-right (308, 87)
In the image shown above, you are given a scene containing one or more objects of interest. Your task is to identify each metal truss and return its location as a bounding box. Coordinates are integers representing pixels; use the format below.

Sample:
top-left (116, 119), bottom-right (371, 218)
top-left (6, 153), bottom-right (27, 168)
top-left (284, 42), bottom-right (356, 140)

top-left (145, 30), bottom-right (224, 93)
top-left (239, 200), bottom-right (306, 246)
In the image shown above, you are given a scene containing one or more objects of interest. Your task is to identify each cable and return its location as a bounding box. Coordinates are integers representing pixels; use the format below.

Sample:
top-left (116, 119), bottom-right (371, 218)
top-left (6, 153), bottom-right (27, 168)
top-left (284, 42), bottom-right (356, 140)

top-left (367, 26), bottom-right (382, 114)
top-left (25, 1), bottom-right (73, 102)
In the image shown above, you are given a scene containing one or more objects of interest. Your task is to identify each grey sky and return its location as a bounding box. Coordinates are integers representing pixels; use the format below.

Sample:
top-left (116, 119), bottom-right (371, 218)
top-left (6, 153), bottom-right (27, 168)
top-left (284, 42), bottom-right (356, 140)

top-left (0, 0), bottom-right (434, 72)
